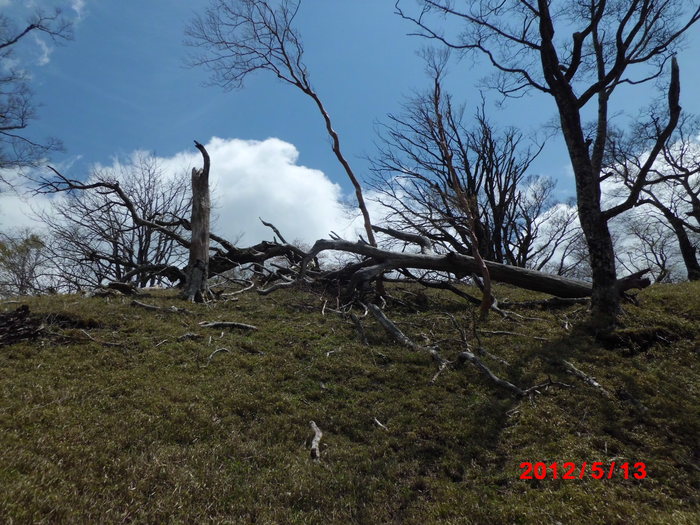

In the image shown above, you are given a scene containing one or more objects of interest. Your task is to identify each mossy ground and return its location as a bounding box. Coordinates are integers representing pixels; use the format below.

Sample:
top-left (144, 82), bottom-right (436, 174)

top-left (1, 282), bottom-right (698, 524)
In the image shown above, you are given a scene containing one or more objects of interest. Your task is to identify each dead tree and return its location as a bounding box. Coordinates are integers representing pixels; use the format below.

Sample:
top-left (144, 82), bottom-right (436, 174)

top-left (37, 153), bottom-right (649, 302)
top-left (0, 9), bottom-right (71, 176)
top-left (37, 164), bottom-right (309, 295)
top-left (397, 0), bottom-right (700, 323)
top-left (182, 141), bottom-right (211, 302)
top-left (427, 59), bottom-right (493, 318)
top-left (37, 153), bottom-right (190, 289)
top-left (606, 113), bottom-right (700, 281)
top-left (298, 237), bottom-right (648, 299)
top-left (186, 0), bottom-right (377, 246)
top-left (0, 229), bottom-right (47, 296)
top-left (371, 52), bottom-right (552, 270)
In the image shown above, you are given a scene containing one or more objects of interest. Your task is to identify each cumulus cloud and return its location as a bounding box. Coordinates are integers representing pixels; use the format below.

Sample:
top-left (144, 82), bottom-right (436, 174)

top-left (23, 137), bottom-right (370, 246)
top-left (163, 137), bottom-right (367, 244)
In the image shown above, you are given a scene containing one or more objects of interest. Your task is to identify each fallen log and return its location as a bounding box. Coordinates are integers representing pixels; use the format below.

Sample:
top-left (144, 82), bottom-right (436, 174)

top-left (303, 239), bottom-right (592, 298)
top-left (302, 239), bottom-right (649, 299)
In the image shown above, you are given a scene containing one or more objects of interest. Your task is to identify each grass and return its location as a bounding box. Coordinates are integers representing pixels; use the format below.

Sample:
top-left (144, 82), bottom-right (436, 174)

top-left (0, 281), bottom-right (698, 524)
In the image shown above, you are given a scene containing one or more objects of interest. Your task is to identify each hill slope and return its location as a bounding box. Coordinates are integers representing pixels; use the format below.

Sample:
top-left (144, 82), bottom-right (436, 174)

top-left (1, 282), bottom-right (698, 524)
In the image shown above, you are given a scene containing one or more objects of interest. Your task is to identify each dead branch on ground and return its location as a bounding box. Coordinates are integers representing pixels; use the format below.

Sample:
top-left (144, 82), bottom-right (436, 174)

top-left (177, 332), bottom-right (202, 341)
top-left (368, 303), bottom-right (448, 367)
top-left (131, 300), bottom-right (192, 314)
top-left (562, 360), bottom-right (611, 398)
top-left (0, 305), bottom-right (43, 346)
top-left (456, 350), bottom-right (524, 395)
top-left (349, 312), bottom-right (369, 346)
top-left (309, 421), bottom-right (323, 461)
top-left (199, 321), bottom-right (258, 331)
top-left (207, 347), bottom-right (230, 364)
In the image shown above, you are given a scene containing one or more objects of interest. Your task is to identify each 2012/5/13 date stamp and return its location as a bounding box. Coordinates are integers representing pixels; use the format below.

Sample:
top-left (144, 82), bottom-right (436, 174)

top-left (519, 462), bottom-right (647, 480)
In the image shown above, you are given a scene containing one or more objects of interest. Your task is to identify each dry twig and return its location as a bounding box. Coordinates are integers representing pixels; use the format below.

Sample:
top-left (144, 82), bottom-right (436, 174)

top-left (207, 347), bottom-right (230, 364)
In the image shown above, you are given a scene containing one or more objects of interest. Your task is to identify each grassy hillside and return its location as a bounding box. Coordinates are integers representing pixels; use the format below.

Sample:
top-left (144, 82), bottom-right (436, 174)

top-left (1, 282), bottom-right (698, 524)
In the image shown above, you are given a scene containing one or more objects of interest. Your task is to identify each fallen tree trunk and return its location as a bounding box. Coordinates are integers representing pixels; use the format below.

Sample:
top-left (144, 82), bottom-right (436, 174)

top-left (302, 239), bottom-right (649, 299)
top-left (303, 239), bottom-right (593, 298)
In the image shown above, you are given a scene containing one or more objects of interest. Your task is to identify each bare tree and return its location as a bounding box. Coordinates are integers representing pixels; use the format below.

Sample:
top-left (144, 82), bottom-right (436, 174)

top-left (37, 157), bottom-right (311, 295)
top-left (0, 9), bottom-right (71, 177)
top-left (185, 0), bottom-right (377, 246)
top-left (525, 199), bottom-right (586, 276)
top-left (0, 228), bottom-right (47, 296)
top-left (613, 209), bottom-right (683, 283)
top-left (372, 53), bottom-right (563, 272)
top-left (605, 112), bottom-right (700, 280)
top-left (37, 154), bottom-right (191, 290)
top-left (397, 0), bottom-right (700, 322)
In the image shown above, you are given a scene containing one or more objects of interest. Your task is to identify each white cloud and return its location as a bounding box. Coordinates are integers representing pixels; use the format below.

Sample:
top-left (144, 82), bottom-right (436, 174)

top-left (0, 0), bottom-right (11, 8)
top-left (1, 137), bottom-right (379, 251)
top-left (0, 189), bottom-right (52, 233)
top-left (32, 35), bottom-right (53, 66)
top-left (92, 137), bottom-right (367, 246)
top-left (71, 0), bottom-right (86, 21)
top-left (1, 57), bottom-right (20, 73)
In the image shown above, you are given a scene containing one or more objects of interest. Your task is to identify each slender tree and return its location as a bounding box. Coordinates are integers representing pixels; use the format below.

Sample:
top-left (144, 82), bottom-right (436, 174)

top-left (0, 9), bottom-right (71, 176)
top-left (186, 0), bottom-right (377, 246)
top-left (397, 0), bottom-right (700, 322)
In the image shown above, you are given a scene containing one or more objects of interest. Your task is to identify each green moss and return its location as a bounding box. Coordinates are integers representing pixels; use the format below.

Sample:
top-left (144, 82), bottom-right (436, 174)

top-left (0, 283), bottom-right (698, 523)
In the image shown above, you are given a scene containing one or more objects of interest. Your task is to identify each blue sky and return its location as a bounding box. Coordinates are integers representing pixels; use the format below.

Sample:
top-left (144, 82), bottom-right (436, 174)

top-left (6, 0), bottom-right (700, 207)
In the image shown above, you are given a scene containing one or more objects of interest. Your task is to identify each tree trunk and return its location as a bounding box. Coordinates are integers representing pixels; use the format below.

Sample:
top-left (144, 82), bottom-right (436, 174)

top-left (578, 205), bottom-right (619, 319)
top-left (181, 141), bottom-right (211, 302)
top-left (553, 91), bottom-right (620, 322)
top-left (668, 215), bottom-right (700, 281)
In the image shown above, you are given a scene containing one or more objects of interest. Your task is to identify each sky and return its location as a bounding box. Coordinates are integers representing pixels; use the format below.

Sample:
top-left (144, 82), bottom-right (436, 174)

top-left (2, 0), bottom-right (700, 244)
